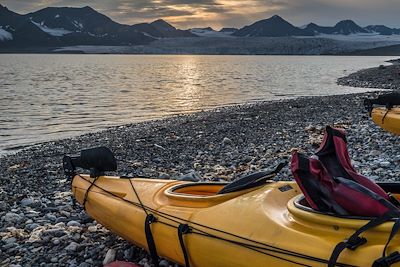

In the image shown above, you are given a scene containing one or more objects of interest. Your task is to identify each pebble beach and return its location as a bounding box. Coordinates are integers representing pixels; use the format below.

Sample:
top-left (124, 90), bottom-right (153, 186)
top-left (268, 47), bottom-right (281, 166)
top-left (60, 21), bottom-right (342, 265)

top-left (1, 64), bottom-right (400, 266)
top-left (338, 58), bottom-right (400, 89)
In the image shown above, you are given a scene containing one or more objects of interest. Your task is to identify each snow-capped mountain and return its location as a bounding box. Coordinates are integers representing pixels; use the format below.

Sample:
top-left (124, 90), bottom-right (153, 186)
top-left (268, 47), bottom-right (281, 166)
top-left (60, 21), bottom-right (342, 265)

top-left (365, 25), bottom-right (400, 35)
top-left (233, 15), bottom-right (314, 37)
top-left (304, 20), bottom-right (393, 36)
top-left (150, 19), bottom-right (195, 37)
top-left (0, 5), bottom-right (188, 47)
top-left (0, 5), bottom-right (198, 47)
top-left (304, 23), bottom-right (335, 34)
top-left (131, 19), bottom-right (195, 38)
top-left (188, 27), bottom-right (237, 37)
top-left (190, 27), bottom-right (235, 37)
top-left (331, 20), bottom-right (368, 35)
top-left (305, 20), bottom-right (400, 38)
top-left (0, 4), bottom-right (59, 46)
top-left (219, 28), bottom-right (238, 34)
top-left (26, 6), bottom-right (119, 35)
top-left (234, 17), bottom-right (394, 37)
top-left (25, 6), bottom-right (154, 46)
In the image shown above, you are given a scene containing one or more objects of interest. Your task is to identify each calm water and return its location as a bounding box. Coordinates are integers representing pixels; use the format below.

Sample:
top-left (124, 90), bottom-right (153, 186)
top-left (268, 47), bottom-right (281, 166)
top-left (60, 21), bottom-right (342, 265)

top-left (0, 54), bottom-right (391, 153)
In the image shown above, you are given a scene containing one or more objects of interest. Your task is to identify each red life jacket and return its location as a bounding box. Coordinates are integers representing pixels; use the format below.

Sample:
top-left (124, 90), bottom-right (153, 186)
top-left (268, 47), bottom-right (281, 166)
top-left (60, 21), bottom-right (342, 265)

top-left (291, 126), bottom-right (396, 217)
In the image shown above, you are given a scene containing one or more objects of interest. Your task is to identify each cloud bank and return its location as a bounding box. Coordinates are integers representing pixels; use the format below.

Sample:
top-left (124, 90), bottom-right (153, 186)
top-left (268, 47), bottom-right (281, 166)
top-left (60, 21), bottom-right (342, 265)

top-left (2, 0), bottom-right (400, 29)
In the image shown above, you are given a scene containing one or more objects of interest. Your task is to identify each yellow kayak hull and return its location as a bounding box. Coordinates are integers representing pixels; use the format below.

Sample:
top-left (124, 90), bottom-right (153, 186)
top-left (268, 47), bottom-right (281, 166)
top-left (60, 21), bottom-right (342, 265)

top-left (72, 175), bottom-right (400, 266)
top-left (371, 107), bottom-right (400, 135)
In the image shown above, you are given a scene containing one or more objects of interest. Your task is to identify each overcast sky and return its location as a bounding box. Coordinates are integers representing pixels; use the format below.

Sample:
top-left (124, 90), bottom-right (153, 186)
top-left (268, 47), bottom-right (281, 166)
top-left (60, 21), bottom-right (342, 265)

top-left (2, 0), bottom-right (400, 29)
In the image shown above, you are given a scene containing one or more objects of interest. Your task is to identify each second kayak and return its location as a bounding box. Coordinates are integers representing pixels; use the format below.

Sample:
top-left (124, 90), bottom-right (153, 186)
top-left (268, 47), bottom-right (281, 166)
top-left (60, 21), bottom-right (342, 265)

top-left (371, 107), bottom-right (400, 135)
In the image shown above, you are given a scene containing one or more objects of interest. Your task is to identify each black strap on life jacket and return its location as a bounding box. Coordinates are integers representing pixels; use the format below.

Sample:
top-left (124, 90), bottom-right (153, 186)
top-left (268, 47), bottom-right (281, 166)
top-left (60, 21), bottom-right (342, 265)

top-left (178, 224), bottom-right (191, 267)
top-left (145, 214), bottom-right (159, 267)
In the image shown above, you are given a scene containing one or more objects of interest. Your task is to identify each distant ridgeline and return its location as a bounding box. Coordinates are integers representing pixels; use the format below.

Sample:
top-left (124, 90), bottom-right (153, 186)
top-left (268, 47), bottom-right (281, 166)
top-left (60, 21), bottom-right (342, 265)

top-left (1, 4), bottom-right (400, 47)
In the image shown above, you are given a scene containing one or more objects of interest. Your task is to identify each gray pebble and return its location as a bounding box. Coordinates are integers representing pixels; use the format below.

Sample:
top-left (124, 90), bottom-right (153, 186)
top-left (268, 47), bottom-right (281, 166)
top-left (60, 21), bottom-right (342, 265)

top-left (158, 173), bottom-right (170, 179)
top-left (177, 171), bottom-right (201, 182)
top-left (44, 228), bottom-right (66, 237)
top-left (67, 220), bottom-right (81, 227)
top-left (3, 212), bottom-right (22, 223)
top-left (3, 237), bottom-right (17, 245)
top-left (25, 222), bottom-right (40, 231)
top-left (222, 137), bottom-right (233, 145)
top-left (46, 214), bottom-right (57, 222)
top-left (379, 161), bottom-right (391, 168)
top-left (124, 247), bottom-right (134, 260)
top-left (159, 259), bottom-right (170, 267)
top-left (65, 242), bottom-right (78, 252)
top-left (20, 197), bottom-right (35, 207)
top-left (2, 243), bottom-right (16, 250)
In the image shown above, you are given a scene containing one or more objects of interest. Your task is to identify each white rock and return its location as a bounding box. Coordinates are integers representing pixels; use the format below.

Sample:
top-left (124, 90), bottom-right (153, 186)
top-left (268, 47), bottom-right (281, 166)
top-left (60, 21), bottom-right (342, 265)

top-left (87, 225), bottom-right (97, 232)
top-left (103, 248), bottom-right (116, 265)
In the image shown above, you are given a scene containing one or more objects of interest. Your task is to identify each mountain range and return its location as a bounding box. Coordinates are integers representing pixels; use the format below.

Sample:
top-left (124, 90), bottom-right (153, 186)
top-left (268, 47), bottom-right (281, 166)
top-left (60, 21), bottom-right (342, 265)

top-left (0, 5), bottom-right (192, 47)
top-left (1, 4), bottom-right (400, 48)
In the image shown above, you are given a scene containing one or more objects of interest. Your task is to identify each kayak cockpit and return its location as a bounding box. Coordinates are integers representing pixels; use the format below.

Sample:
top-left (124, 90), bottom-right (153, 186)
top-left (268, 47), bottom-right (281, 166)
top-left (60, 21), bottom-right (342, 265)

top-left (162, 182), bottom-right (264, 208)
top-left (167, 182), bottom-right (227, 196)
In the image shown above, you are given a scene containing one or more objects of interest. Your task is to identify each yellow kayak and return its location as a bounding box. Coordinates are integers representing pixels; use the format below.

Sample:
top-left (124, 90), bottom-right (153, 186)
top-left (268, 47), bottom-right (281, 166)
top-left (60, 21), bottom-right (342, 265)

top-left (71, 174), bottom-right (400, 267)
top-left (371, 107), bottom-right (400, 135)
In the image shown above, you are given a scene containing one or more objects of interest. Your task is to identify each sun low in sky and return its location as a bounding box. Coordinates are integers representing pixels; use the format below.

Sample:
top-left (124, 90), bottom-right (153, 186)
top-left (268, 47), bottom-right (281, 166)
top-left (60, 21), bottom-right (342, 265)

top-left (2, 0), bottom-right (400, 29)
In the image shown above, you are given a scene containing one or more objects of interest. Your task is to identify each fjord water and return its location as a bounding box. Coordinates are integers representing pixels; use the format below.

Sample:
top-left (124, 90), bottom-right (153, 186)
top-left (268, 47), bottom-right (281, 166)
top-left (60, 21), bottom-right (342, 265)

top-left (0, 54), bottom-right (389, 153)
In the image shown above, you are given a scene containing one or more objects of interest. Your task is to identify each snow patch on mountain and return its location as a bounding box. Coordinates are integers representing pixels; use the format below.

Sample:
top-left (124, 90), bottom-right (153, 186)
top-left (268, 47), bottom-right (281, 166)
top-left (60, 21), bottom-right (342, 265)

top-left (0, 28), bottom-right (13, 41)
top-left (31, 20), bottom-right (73, 36)
top-left (190, 28), bottom-right (234, 37)
top-left (299, 33), bottom-right (400, 42)
top-left (142, 32), bottom-right (161, 39)
top-left (87, 32), bottom-right (108, 37)
top-left (72, 20), bottom-right (83, 30)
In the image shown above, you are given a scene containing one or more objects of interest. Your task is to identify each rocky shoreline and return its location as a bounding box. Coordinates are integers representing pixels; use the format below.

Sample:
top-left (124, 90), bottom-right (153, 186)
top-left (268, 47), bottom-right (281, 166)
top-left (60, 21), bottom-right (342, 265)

top-left (1, 92), bottom-right (400, 266)
top-left (338, 58), bottom-right (400, 89)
